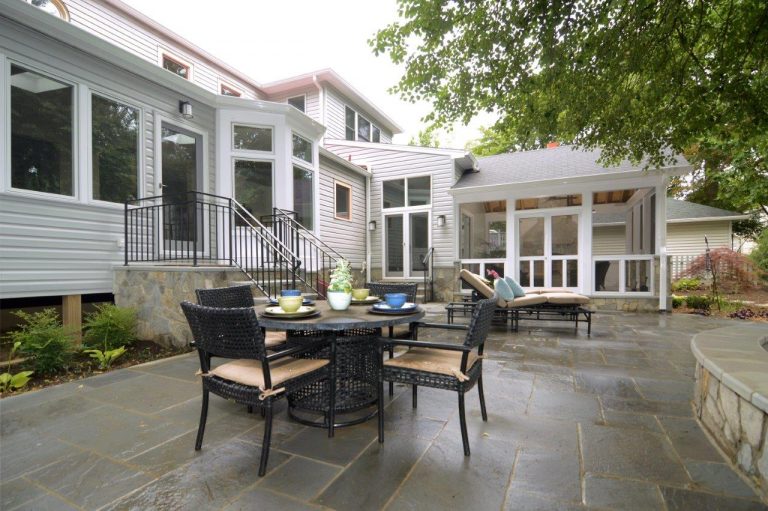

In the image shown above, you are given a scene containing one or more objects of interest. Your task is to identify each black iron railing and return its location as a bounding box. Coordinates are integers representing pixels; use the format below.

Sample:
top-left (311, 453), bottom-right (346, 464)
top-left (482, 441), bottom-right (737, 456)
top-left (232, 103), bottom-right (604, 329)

top-left (124, 192), bottom-right (324, 298)
top-left (421, 247), bottom-right (434, 303)
top-left (260, 208), bottom-right (342, 298)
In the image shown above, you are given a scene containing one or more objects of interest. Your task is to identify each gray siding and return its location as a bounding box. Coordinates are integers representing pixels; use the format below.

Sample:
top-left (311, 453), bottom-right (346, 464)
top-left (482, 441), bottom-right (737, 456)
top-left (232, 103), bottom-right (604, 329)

top-left (667, 221), bottom-right (732, 256)
top-left (266, 87), bottom-right (320, 123)
top-left (0, 17), bottom-right (217, 298)
top-left (592, 225), bottom-right (627, 256)
top-left (325, 143), bottom-right (455, 269)
top-left (65, 0), bottom-right (262, 99)
top-left (318, 156), bottom-right (367, 268)
top-left (324, 86), bottom-right (393, 143)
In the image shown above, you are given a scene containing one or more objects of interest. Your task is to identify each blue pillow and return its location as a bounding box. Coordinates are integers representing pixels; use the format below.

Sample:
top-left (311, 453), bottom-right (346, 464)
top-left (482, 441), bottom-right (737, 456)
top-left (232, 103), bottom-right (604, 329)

top-left (504, 276), bottom-right (527, 297)
top-left (494, 278), bottom-right (516, 301)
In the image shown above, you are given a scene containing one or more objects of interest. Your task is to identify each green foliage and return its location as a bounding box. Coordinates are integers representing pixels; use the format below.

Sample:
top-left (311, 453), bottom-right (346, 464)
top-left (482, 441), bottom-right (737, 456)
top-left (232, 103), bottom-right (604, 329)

top-left (671, 295), bottom-right (684, 309)
top-left (328, 259), bottom-right (353, 293)
top-left (83, 346), bottom-right (127, 370)
top-left (671, 278), bottom-right (703, 292)
top-left (0, 342), bottom-right (33, 394)
top-left (6, 309), bottom-right (74, 375)
top-left (372, 0), bottom-right (768, 215)
top-left (83, 304), bottom-right (137, 351)
top-left (684, 248), bottom-right (762, 294)
top-left (685, 295), bottom-right (713, 311)
top-left (750, 228), bottom-right (768, 279)
top-left (408, 127), bottom-right (441, 148)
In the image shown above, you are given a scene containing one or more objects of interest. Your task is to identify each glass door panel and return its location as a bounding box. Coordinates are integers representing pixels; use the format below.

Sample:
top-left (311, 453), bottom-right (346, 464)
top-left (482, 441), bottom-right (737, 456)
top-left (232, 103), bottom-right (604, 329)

top-left (409, 212), bottom-right (429, 277)
top-left (161, 123), bottom-right (202, 250)
top-left (518, 216), bottom-right (546, 287)
top-left (385, 215), bottom-right (404, 277)
top-left (518, 213), bottom-right (579, 289)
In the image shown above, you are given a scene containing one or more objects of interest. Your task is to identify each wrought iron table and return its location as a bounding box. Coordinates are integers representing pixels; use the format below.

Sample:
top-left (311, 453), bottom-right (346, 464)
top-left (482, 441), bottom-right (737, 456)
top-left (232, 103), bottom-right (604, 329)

top-left (256, 302), bottom-right (425, 428)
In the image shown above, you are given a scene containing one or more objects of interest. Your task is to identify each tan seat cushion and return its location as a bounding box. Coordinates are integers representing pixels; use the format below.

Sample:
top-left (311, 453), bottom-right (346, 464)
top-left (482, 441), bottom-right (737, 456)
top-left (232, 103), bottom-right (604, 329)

top-left (389, 324), bottom-right (415, 338)
top-left (459, 269), bottom-right (494, 299)
top-left (384, 347), bottom-right (479, 379)
top-left (207, 357), bottom-right (328, 390)
top-left (541, 292), bottom-right (591, 305)
top-left (499, 294), bottom-right (548, 308)
top-left (526, 288), bottom-right (574, 295)
top-left (264, 331), bottom-right (287, 347)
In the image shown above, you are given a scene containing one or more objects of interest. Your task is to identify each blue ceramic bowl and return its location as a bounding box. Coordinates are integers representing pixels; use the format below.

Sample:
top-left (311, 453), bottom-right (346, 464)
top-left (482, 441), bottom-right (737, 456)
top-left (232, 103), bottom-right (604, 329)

top-left (281, 289), bottom-right (301, 297)
top-left (384, 293), bottom-right (407, 308)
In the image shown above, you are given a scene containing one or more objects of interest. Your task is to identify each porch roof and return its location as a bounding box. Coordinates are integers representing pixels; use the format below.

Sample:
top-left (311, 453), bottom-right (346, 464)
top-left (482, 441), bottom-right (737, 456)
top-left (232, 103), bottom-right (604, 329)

top-left (593, 199), bottom-right (750, 226)
top-left (453, 145), bottom-right (690, 191)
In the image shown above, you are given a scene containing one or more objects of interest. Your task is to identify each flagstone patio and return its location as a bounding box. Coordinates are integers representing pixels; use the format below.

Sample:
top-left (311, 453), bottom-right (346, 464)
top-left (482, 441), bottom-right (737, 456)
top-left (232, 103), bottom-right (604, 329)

top-left (1, 309), bottom-right (767, 510)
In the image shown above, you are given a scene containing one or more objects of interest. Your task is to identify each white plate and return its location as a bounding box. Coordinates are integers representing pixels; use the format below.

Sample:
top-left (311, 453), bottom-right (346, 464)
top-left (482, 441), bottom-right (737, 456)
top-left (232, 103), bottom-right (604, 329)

top-left (263, 305), bottom-right (317, 317)
top-left (372, 302), bottom-right (417, 311)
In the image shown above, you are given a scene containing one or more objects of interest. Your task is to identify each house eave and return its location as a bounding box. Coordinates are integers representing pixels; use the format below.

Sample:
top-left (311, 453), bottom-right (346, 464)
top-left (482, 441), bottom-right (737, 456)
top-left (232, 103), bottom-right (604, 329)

top-left (319, 148), bottom-right (371, 177)
top-left (326, 139), bottom-right (468, 157)
top-left (667, 215), bottom-right (750, 224)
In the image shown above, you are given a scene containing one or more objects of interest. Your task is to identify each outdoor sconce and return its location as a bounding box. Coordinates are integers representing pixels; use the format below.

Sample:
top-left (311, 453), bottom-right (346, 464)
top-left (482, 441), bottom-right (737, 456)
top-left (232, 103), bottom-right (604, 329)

top-left (179, 101), bottom-right (193, 119)
top-left (436, 215), bottom-right (446, 227)
top-left (368, 220), bottom-right (377, 231)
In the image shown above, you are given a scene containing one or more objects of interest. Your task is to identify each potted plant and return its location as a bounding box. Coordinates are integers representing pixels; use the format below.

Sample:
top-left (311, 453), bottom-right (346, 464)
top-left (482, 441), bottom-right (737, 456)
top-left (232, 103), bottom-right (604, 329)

top-left (327, 259), bottom-right (353, 310)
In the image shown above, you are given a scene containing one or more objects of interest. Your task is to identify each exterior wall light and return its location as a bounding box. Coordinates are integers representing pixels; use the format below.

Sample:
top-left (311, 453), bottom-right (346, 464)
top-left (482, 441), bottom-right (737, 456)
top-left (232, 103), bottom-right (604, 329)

top-left (179, 101), bottom-right (193, 119)
top-left (437, 215), bottom-right (446, 227)
top-left (368, 220), bottom-right (377, 231)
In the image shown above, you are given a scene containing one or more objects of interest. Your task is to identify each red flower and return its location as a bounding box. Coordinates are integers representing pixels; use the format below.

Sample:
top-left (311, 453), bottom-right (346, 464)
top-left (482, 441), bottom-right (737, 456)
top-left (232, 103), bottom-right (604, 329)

top-left (486, 269), bottom-right (500, 280)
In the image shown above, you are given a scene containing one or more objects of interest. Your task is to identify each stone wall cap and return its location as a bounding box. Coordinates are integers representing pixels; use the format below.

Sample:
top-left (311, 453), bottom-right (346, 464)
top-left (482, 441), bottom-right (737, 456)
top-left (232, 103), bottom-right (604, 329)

top-left (114, 265), bottom-right (243, 273)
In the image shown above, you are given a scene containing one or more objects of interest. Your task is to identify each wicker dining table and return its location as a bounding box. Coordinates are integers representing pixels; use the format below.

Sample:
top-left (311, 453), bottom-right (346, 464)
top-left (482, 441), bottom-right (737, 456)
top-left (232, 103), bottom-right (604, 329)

top-left (256, 301), bottom-right (425, 428)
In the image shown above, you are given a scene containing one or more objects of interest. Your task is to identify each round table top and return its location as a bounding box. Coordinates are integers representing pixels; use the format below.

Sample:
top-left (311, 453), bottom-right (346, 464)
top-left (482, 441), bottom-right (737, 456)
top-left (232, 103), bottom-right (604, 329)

top-left (255, 301), bottom-right (425, 331)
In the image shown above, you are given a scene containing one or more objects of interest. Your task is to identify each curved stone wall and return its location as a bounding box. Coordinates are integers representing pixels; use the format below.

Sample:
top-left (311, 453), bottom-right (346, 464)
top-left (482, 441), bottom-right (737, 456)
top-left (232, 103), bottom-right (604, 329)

top-left (692, 324), bottom-right (768, 502)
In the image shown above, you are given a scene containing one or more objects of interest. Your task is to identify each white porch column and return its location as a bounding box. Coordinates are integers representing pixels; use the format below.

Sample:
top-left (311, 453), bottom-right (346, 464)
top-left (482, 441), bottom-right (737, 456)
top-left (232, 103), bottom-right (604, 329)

top-left (580, 192), bottom-right (593, 294)
top-left (656, 177), bottom-right (669, 310)
top-left (506, 198), bottom-right (516, 280)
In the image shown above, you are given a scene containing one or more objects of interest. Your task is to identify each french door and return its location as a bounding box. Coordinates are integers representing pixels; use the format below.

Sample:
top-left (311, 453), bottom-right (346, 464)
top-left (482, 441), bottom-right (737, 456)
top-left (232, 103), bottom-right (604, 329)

top-left (517, 212), bottom-right (579, 288)
top-left (384, 211), bottom-right (430, 278)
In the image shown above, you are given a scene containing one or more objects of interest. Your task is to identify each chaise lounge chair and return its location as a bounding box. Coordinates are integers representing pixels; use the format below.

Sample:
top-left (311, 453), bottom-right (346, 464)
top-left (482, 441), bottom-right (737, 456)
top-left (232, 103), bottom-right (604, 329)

top-left (447, 269), bottom-right (593, 334)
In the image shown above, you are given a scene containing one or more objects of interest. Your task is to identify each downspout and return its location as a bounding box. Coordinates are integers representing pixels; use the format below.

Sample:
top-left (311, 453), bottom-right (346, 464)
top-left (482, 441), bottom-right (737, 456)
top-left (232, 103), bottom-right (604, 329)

top-left (365, 173), bottom-right (372, 282)
top-left (312, 75), bottom-right (325, 145)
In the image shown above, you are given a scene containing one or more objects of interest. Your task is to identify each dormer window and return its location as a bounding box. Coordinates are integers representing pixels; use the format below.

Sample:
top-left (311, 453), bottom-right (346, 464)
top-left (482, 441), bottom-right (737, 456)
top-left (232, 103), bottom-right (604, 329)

top-left (288, 95), bottom-right (305, 112)
top-left (23, 0), bottom-right (69, 20)
top-left (344, 106), bottom-right (382, 142)
top-left (161, 52), bottom-right (191, 80)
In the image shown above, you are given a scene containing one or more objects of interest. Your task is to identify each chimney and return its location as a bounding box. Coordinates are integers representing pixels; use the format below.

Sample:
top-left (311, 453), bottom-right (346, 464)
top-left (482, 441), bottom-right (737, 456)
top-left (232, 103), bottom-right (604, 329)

top-left (546, 141), bottom-right (560, 149)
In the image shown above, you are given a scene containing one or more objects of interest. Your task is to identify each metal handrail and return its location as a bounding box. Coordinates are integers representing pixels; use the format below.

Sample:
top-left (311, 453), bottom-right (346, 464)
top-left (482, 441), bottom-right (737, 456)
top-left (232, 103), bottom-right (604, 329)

top-left (269, 207), bottom-right (344, 260)
top-left (421, 247), bottom-right (434, 303)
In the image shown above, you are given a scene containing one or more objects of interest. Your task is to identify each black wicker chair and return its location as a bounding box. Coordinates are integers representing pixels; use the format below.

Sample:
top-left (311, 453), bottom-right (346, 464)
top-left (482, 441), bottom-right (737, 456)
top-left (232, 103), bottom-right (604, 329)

top-left (180, 302), bottom-right (335, 476)
top-left (366, 282), bottom-right (419, 396)
top-left (377, 298), bottom-right (497, 456)
top-left (196, 285), bottom-right (287, 349)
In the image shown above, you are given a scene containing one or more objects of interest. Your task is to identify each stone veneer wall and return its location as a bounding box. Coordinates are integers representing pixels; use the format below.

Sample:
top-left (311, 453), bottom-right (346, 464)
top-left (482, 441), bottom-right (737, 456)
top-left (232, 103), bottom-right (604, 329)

top-left (589, 297), bottom-right (659, 312)
top-left (368, 265), bottom-right (457, 303)
top-left (693, 354), bottom-right (768, 501)
top-left (114, 267), bottom-right (244, 348)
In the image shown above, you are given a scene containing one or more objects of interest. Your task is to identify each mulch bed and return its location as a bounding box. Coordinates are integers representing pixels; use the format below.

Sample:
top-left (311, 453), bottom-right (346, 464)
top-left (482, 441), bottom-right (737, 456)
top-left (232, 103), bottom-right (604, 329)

top-left (0, 340), bottom-right (192, 398)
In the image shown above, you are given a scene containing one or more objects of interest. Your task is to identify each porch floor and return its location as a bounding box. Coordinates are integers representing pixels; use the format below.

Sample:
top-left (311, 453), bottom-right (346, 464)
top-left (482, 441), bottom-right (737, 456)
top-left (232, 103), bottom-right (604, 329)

top-left (1, 308), bottom-right (765, 510)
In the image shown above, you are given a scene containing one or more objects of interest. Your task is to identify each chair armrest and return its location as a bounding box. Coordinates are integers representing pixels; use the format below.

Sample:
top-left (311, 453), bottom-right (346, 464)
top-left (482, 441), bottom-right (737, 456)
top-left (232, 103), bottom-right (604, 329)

top-left (415, 322), bottom-right (469, 331)
top-left (378, 338), bottom-right (470, 352)
top-left (266, 339), bottom-right (329, 361)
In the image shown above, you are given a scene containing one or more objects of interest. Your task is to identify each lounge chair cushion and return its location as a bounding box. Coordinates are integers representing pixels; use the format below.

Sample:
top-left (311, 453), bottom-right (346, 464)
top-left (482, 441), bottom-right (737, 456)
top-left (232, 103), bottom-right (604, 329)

top-left (384, 347), bottom-right (479, 378)
top-left (526, 288), bottom-right (574, 294)
top-left (494, 278), bottom-right (517, 301)
top-left (503, 276), bottom-right (527, 297)
top-left (206, 358), bottom-right (328, 390)
top-left (265, 331), bottom-right (287, 347)
top-left (542, 292), bottom-right (591, 305)
top-left (499, 294), bottom-right (549, 308)
top-left (459, 269), bottom-right (494, 298)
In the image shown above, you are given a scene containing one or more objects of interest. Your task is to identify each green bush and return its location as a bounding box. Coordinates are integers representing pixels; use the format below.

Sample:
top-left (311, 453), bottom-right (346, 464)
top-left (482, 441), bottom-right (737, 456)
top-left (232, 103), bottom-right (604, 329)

top-left (671, 295), bottom-right (684, 309)
top-left (671, 277), bottom-right (703, 292)
top-left (685, 295), bottom-right (712, 311)
top-left (750, 228), bottom-right (768, 280)
top-left (83, 304), bottom-right (137, 350)
top-left (7, 309), bottom-right (74, 375)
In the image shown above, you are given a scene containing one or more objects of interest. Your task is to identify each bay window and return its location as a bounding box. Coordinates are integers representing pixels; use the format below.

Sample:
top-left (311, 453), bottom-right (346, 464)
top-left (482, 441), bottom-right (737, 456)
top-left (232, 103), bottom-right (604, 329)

top-left (292, 134), bottom-right (312, 163)
top-left (293, 166), bottom-right (314, 229)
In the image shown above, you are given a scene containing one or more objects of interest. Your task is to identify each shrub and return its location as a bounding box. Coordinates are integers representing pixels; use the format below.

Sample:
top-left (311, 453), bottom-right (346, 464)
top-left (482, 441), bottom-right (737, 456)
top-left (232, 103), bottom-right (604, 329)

top-left (671, 277), bottom-right (702, 292)
top-left (685, 295), bottom-right (712, 311)
top-left (750, 228), bottom-right (768, 280)
top-left (0, 341), bottom-right (33, 394)
top-left (83, 304), bottom-right (137, 350)
top-left (83, 346), bottom-right (127, 370)
top-left (684, 248), bottom-right (762, 293)
top-left (7, 309), bottom-right (74, 375)
top-left (671, 295), bottom-right (684, 309)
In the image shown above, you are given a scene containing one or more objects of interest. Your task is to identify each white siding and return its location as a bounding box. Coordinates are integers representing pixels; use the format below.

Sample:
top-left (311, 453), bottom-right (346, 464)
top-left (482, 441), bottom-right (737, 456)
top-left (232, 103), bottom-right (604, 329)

top-left (0, 18), bottom-right (217, 298)
top-left (592, 225), bottom-right (627, 255)
top-left (324, 86), bottom-right (393, 143)
top-left (64, 0), bottom-right (262, 99)
top-left (318, 156), bottom-right (367, 268)
top-left (266, 87), bottom-right (320, 123)
top-left (667, 221), bottom-right (732, 256)
top-left (325, 143), bottom-right (455, 269)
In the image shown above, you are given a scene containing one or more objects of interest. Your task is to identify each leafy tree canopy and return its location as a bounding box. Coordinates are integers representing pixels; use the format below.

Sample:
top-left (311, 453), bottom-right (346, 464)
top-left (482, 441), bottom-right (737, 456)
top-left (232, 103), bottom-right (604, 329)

top-left (372, 0), bottom-right (768, 219)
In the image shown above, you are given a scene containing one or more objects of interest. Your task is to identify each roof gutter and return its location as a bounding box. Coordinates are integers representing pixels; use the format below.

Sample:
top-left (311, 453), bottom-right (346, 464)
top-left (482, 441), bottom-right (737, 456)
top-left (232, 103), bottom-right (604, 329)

top-left (668, 215), bottom-right (751, 223)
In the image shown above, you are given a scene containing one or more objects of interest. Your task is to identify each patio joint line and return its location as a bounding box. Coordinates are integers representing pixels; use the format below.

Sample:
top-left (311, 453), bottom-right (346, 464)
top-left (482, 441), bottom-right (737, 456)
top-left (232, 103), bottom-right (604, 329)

top-left (499, 447), bottom-right (521, 510)
top-left (577, 422), bottom-right (586, 506)
top-left (9, 475), bottom-right (86, 511)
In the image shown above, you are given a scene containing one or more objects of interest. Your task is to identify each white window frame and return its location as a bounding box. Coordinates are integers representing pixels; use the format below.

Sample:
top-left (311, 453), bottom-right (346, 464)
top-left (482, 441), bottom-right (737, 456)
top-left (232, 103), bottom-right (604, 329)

top-left (3, 57), bottom-right (80, 203)
top-left (334, 180), bottom-right (353, 221)
top-left (287, 94), bottom-right (306, 112)
top-left (344, 104), bottom-right (381, 142)
top-left (381, 174), bottom-right (433, 210)
top-left (231, 156), bottom-right (275, 219)
top-left (218, 79), bottom-right (242, 97)
top-left (158, 49), bottom-right (194, 81)
top-left (291, 132), bottom-right (313, 164)
top-left (231, 122), bottom-right (274, 154)
top-left (87, 90), bottom-right (144, 207)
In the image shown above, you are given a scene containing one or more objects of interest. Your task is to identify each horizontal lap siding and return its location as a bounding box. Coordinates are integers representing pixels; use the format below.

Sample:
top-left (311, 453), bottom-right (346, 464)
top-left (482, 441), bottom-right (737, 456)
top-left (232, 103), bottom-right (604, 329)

top-left (0, 19), bottom-right (217, 298)
top-left (66, 0), bottom-right (261, 99)
top-left (318, 158), bottom-right (367, 268)
top-left (667, 221), bottom-right (732, 256)
top-left (592, 225), bottom-right (627, 255)
top-left (324, 86), bottom-right (394, 143)
top-left (325, 143), bottom-right (455, 269)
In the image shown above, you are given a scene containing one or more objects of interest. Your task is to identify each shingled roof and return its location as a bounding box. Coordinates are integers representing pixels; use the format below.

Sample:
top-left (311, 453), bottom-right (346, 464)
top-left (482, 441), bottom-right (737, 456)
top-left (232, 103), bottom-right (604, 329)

top-left (593, 199), bottom-right (748, 225)
top-left (453, 145), bottom-right (689, 189)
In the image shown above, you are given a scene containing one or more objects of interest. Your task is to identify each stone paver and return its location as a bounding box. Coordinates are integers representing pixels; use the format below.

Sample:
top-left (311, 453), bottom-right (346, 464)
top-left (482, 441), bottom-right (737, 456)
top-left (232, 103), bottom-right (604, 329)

top-left (1, 310), bottom-right (766, 510)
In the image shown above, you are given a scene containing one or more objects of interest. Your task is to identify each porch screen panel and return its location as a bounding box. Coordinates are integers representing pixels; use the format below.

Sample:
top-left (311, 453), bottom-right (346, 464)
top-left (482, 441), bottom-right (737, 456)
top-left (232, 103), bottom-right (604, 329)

top-left (10, 65), bottom-right (73, 196)
top-left (551, 215), bottom-right (578, 255)
top-left (519, 217), bottom-right (544, 256)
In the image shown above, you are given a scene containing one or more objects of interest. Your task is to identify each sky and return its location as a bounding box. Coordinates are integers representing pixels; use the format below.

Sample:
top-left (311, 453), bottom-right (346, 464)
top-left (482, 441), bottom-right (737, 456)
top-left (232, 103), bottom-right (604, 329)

top-left (121, 0), bottom-right (495, 148)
